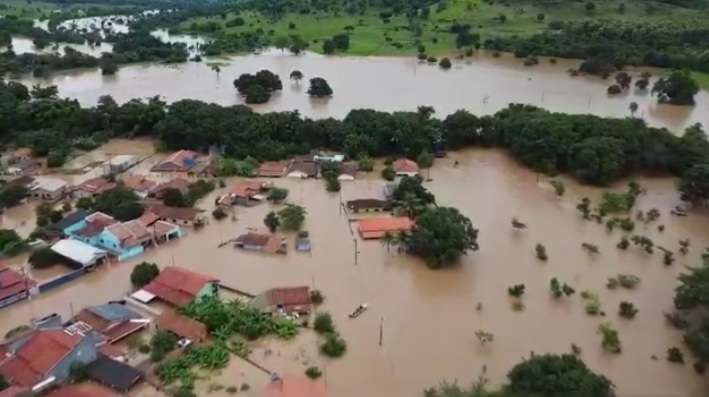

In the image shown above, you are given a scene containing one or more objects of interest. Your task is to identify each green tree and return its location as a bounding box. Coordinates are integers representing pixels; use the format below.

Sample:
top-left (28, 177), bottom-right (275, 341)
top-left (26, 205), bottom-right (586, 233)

top-left (507, 353), bottom-right (615, 397)
top-left (652, 70), bottom-right (699, 106)
top-left (570, 137), bottom-right (625, 185)
top-left (417, 150), bottom-right (434, 169)
top-left (439, 57), bottom-right (452, 69)
top-left (0, 184), bottom-right (29, 208)
top-left (278, 204), bottom-right (306, 230)
top-left (313, 312), bottom-right (335, 334)
top-left (357, 154), bottom-right (374, 172)
top-left (320, 333), bottom-right (347, 358)
top-left (264, 211), bottom-right (280, 232)
top-left (131, 262), bottom-right (160, 289)
top-left (381, 165), bottom-right (395, 181)
top-left (100, 55), bottom-right (118, 75)
top-left (289, 70), bottom-right (304, 84)
top-left (392, 175), bottom-right (435, 205)
top-left (325, 176), bottom-right (341, 192)
top-left (267, 187), bottom-right (289, 203)
top-left (150, 330), bottom-right (177, 362)
top-left (679, 163), bottom-right (709, 204)
top-left (307, 77), bottom-right (333, 97)
top-left (76, 197), bottom-right (94, 210)
top-left (407, 207), bottom-right (479, 268)
top-left (162, 188), bottom-right (189, 207)
top-left (94, 186), bottom-right (144, 221)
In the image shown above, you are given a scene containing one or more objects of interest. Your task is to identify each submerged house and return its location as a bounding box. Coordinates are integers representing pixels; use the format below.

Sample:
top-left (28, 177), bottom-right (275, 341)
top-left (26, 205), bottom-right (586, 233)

top-left (139, 266), bottom-right (219, 307)
top-left (0, 264), bottom-right (35, 309)
top-left (50, 239), bottom-right (108, 269)
top-left (286, 160), bottom-right (318, 179)
top-left (358, 216), bottom-right (414, 239)
top-left (107, 154), bottom-right (138, 174)
top-left (251, 286), bottom-right (312, 316)
top-left (337, 162), bottom-right (358, 181)
top-left (30, 177), bottom-right (68, 201)
top-left (258, 161), bottom-right (289, 178)
top-left (68, 212), bottom-right (118, 246)
top-left (150, 177), bottom-right (191, 200)
top-left (0, 326), bottom-right (103, 393)
top-left (393, 159), bottom-right (419, 177)
top-left (225, 181), bottom-right (269, 206)
top-left (151, 150), bottom-right (199, 173)
top-left (73, 178), bottom-right (116, 199)
top-left (235, 233), bottom-right (286, 254)
top-left (98, 220), bottom-right (154, 261)
top-left (346, 199), bottom-right (391, 213)
top-left (71, 303), bottom-right (150, 344)
top-left (156, 309), bottom-right (208, 343)
top-left (145, 204), bottom-right (206, 227)
top-left (120, 175), bottom-right (157, 199)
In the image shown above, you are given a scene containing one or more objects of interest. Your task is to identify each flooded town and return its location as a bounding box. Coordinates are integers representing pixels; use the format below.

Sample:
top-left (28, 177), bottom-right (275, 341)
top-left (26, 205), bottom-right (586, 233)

top-left (1, 1), bottom-right (709, 397)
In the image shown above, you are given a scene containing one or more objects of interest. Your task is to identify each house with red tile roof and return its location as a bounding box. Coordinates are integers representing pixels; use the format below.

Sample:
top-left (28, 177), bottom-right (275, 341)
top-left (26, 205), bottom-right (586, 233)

top-left (71, 303), bottom-right (150, 344)
top-left (358, 216), bottom-right (414, 239)
top-left (235, 233), bottom-right (286, 254)
top-left (140, 266), bottom-right (219, 307)
top-left (150, 177), bottom-right (191, 200)
top-left (264, 375), bottom-right (327, 397)
top-left (151, 150), bottom-right (200, 173)
top-left (73, 178), bottom-right (116, 199)
top-left (0, 266), bottom-right (35, 309)
top-left (146, 203), bottom-right (206, 227)
top-left (393, 159), bottom-right (419, 177)
top-left (224, 181), bottom-right (269, 206)
top-left (99, 220), bottom-right (154, 261)
top-left (251, 287), bottom-right (311, 315)
top-left (0, 328), bottom-right (100, 392)
top-left (157, 309), bottom-right (208, 343)
top-left (120, 175), bottom-right (156, 199)
top-left (258, 161), bottom-right (289, 178)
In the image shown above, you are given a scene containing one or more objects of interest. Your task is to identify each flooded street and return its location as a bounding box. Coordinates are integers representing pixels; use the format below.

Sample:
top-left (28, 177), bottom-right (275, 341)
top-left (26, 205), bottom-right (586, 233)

top-left (1, 147), bottom-right (708, 396)
top-left (14, 50), bottom-right (709, 132)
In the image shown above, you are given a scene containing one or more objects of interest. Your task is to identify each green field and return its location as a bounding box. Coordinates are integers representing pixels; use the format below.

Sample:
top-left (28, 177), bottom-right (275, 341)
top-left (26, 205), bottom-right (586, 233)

top-left (180, 0), bottom-right (708, 57)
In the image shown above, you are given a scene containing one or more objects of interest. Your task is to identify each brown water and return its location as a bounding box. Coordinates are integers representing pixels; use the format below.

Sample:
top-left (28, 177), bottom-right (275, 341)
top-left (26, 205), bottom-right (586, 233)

top-left (14, 51), bottom-right (709, 132)
top-left (1, 147), bottom-right (708, 397)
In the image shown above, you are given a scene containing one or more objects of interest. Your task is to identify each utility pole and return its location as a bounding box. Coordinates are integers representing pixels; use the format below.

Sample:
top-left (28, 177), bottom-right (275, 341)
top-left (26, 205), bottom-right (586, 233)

top-left (379, 316), bottom-right (384, 347)
top-left (353, 238), bottom-right (358, 266)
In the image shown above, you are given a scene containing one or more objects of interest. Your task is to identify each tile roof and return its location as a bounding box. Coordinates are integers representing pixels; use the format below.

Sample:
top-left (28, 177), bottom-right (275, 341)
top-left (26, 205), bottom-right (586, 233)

top-left (138, 211), bottom-right (160, 226)
top-left (157, 309), bottom-right (208, 342)
top-left (55, 210), bottom-right (89, 230)
top-left (104, 220), bottom-right (151, 248)
top-left (235, 233), bottom-right (283, 253)
top-left (393, 159), bottom-right (419, 174)
top-left (265, 287), bottom-right (311, 314)
top-left (287, 160), bottom-right (318, 177)
top-left (151, 178), bottom-right (191, 197)
top-left (230, 181), bottom-right (265, 198)
top-left (152, 221), bottom-right (179, 237)
top-left (75, 178), bottom-right (115, 195)
top-left (0, 330), bottom-right (82, 387)
top-left (258, 161), bottom-right (288, 177)
top-left (75, 213), bottom-right (117, 238)
top-left (85, 355), bottom-right (143, 392)
top-left (151, 150), bottom-right (199, 172)
top-left (340, 162), bottom-right (358, 178)
top-left (120, 175), bottom-right (156, 193)
top-left (73, 304), bottom-right (147, 344)
top-left (264, 376), bottom-right (327, 397)
top-left (358, 217), bottom-right (414, 239)
top-left (0, 268), bottom-right (34, 301)
top-left (147, 204), bottom-right (204, 222)
top-left (142, 266), bottom-right (218, 307)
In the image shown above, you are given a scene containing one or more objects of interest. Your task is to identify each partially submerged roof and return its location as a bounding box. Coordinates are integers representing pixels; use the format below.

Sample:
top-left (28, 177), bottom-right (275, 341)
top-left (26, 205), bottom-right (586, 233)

top-left (73, 303), bottom-right (148, 343)
top-left (230, 180), bottom-right (265, 198)
top-left (346, 199), bottom-right (390, 211)
top-left (104, 220), bottom-right (151, 248)
top-left (358, 217), bottom-right (414, 239)
top-left (157, 309), bottom-right (208, 342)
top-left (0, 329), bottom-right (83, 387)
top-left (147, 204), bottom-right (204, 222)
top-left (31, 177), bottom-right (67, 193)
top-left (50, 239), bottom-right (107, 267)
top-left (235, 233), bottom-right (284, 254)
top-left (75, 177), bottom-right (115, 195)
top-left (258, 161), bottom-right (289, 177)
top-left (85, 355), bottom-right (143, 393)
top-left (287, 160), bottom-right (318, 177)
top-left (121, 175), bottom-right (156, 193)
top-left (259, 287), bottom-right (311, 314)
top-left (151, 150), bottom-right (199, 172)
top-left (142, 266), bottom-right (218, 307)
top-left (54, 210), bottom-right (89, 230)
top-left (0, 267), bottom-right (35, 302)
top-left (393, 159), bottom-right (419, 174)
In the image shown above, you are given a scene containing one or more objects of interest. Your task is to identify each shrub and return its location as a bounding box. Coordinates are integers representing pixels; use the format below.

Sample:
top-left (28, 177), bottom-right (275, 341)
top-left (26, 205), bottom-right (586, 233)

top-left (598, 323), bottom-right (622, 354)
top-left (508, 284), bottom-right (525, 298)
top-left (305, 366), bottom-right (322, 379)
top-left (212, 207), bottom-right (227, 220)
top-left (150, 330), bottom-right (177, 362)
top-left (226, 386), bottom-right (238, 394)
top-left (535, 243), bottom-right (548, 261)
top-left (320, 333), bottom-right (347, 357)
top-left (667, 347), bottom-right (684, 364)
top-left (131, 262), bottom-right (160, 289)
top-left (439, 57), bottom-right (452, 69)
top-left (267, 187), bottom-right (289, 203)
top-left (619, 302), bottom-right (638, 319)
top-left (313, 312), bottom-right (335, 334)
top-left (138, 344), bottom-right (151, 354)
top-left (617, 274), bottom-right (640, 289)
top-left (310, 290), bottom-right (324, 304)
top-left (381, 165), bottom-right (395, 181)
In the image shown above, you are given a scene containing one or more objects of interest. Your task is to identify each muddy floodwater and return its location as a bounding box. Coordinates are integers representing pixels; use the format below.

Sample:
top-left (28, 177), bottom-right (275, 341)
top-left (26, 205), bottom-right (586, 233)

top-left (15, 50), bottom-right (709, 132)
top-left (1, 147), bottom-right (708, 397)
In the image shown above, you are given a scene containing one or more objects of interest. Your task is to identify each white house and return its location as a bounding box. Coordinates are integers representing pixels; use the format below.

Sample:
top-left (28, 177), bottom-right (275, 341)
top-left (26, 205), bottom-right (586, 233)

top-left (107, 154), bottom-right (139, 173)
top-left (30, 177), bottom-right (68, 201)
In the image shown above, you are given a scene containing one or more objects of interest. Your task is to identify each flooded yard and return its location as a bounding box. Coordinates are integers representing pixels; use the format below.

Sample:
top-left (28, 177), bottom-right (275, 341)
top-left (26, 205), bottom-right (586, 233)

top-left (1, 148), bottom-right (707, 396)
top-left (14, 50), bottom-right (709, 132)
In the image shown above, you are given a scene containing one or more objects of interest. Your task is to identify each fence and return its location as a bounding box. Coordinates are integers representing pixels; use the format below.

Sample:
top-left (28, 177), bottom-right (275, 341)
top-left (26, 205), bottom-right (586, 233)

top-left (38, 268), bottom-right (87, 294)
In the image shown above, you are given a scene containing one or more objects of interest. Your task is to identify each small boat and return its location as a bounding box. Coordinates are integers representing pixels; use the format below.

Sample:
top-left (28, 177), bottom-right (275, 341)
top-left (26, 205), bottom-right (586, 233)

top-left (349, 303), bottom-right (368, 319)
top-left (671, 207), bottom-right (688, 217)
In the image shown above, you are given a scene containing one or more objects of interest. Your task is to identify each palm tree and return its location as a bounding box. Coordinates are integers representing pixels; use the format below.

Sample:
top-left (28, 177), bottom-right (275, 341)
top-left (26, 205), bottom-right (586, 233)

top-left (290, 70), bottom-right (304, 85)
top-left (396, 192), bottom-right (424, 218)
top-left (381, 232), bottom-right (394, 253)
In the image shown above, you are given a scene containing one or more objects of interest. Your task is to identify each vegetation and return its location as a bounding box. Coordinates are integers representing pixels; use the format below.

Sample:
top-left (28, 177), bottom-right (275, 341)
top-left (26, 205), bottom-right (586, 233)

top-left (619, 302), bottom-right (638, 319)
top-left (264, 211), bottom-right (280, 232)
top-left (652, 70), bottom-right (700, 105)
top-left (508, 284), bottom-right (525, 298)
top-left (535, 243), bottom-right (548, 261)
top-left (233, 70), bottom-right (282, 104)
top-left (550, 278), bottom-right (575, 298)
top-left (130, 261), bottom-right (159, 288)
top-left (278, 204), bottom-right (306, 230)
top-left (313, 312), bottom-right (335, 334)
top-left (406, 206), bottom-right (479, 268)
top-left (150, 330), bottom-right (178, 362)
top-left (157, 343), bottom-right (230, 391)
top-left (267, 187), bottom-right (289, 203)
top-left (92, 185), bottom-right (144, 221)
top-left (0, 229), bottom-right (26, 256)
top-left (215, 156), bottom-right (258, 177)
top-left (307, 77), bottom-right (333, 97)
top-left (674, 257), bottom-right (709, 364)
top-left (305, 366), bottom-right (322, 379)
top-left (667, 347), bottom-right (685, 364)
top-left (182, 295), bottom-right (298, 341)
top-left (598, 322), bottom-right (622, 354)
top-left (0, 184), bottom-right (29, 209)
top-left (320, 332), bottom-right (347, 358)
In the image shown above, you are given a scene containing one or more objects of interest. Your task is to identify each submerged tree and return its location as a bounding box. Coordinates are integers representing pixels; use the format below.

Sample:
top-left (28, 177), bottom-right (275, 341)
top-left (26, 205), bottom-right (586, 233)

top-left (406, 206), bottom-right (479, 268)
top-left (289, 70), bottom-right (304, 84)
top-left (652, 70), bottom-right (699, 106)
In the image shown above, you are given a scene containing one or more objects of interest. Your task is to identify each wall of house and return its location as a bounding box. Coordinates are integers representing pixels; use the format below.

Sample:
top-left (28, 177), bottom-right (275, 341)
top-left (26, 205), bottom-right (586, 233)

top-left (117, 245), bottom-right (144, 261)
top-left (96, 231), bottom-right (145, 261)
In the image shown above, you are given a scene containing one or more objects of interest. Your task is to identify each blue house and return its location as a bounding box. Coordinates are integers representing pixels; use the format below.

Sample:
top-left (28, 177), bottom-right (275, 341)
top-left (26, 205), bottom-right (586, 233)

top-left (55, 209), bottom-right (89, 236)
top-left (97, 220), bottom-right (154, 261)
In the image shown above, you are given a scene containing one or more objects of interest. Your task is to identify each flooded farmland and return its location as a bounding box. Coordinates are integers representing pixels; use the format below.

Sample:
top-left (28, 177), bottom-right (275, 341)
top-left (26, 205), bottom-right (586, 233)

top-left (15, 50), bottom-right (709, 132)
top-left (1, 146), bottom-right (708, 397)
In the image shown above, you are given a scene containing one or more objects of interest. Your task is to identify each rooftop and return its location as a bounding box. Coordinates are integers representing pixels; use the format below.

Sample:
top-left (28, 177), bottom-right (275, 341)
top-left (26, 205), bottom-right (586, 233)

top-left (148, 204), bottom-right (204, 222)
top-left (393, 159), bottom-right (419, 174)
top-left (151, 150), bottom-right (199, 172)
top-left (157, 309), bottom-right (208, 342)
top-left (230, 180), bottom-right (266, 198)
top-left (85, 355), bottom-right (143, 393)
top-left (73, 303), bottom-right (148, 343)
top-left (358, 217), bottom-right (414, 239)
top-left (45, 382), bottom-right (118, 397)
top-left (31, 177), bottom-right (67, 193)
top-left (50, 239), bottom-right (107, 267)
top-left (0, 267), bottom-right (35, 302)
top-left (75, 178), bottom-right (115, 195)
top-left (258, 161), bottom-right (288, 177)
top-left (120, 175), bottom-right (156, 193)
top-left (142, 266), bottom-right (218, 307)
top-left (262, 287), bottom-right (311, 314)
top-left (54, 210), bottom-right (89, 230)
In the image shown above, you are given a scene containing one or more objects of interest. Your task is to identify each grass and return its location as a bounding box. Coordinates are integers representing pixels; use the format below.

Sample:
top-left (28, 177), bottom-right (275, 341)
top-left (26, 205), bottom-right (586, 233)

top-left (0, 0), bottom-right (131, 19)
top-left (692, 72), bottom-right (709, 90)
top-left (178, 0), bottom-right (709, 56)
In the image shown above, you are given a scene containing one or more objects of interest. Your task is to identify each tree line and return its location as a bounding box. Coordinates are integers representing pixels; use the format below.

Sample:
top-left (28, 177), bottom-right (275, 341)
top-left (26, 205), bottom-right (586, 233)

top-left (1, 79), bottom-right (709, 194)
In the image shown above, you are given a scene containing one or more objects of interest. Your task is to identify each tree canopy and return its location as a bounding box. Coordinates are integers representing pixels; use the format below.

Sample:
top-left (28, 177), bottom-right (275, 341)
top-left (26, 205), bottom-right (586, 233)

top-left (307, 77), bottom-right (333, 97)
top-left (406, 206), bottom-right (478, 268)
top-left (652, 70), bottom-right (700, 105)
top-left (130, 262), bottom-right (160, 288)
